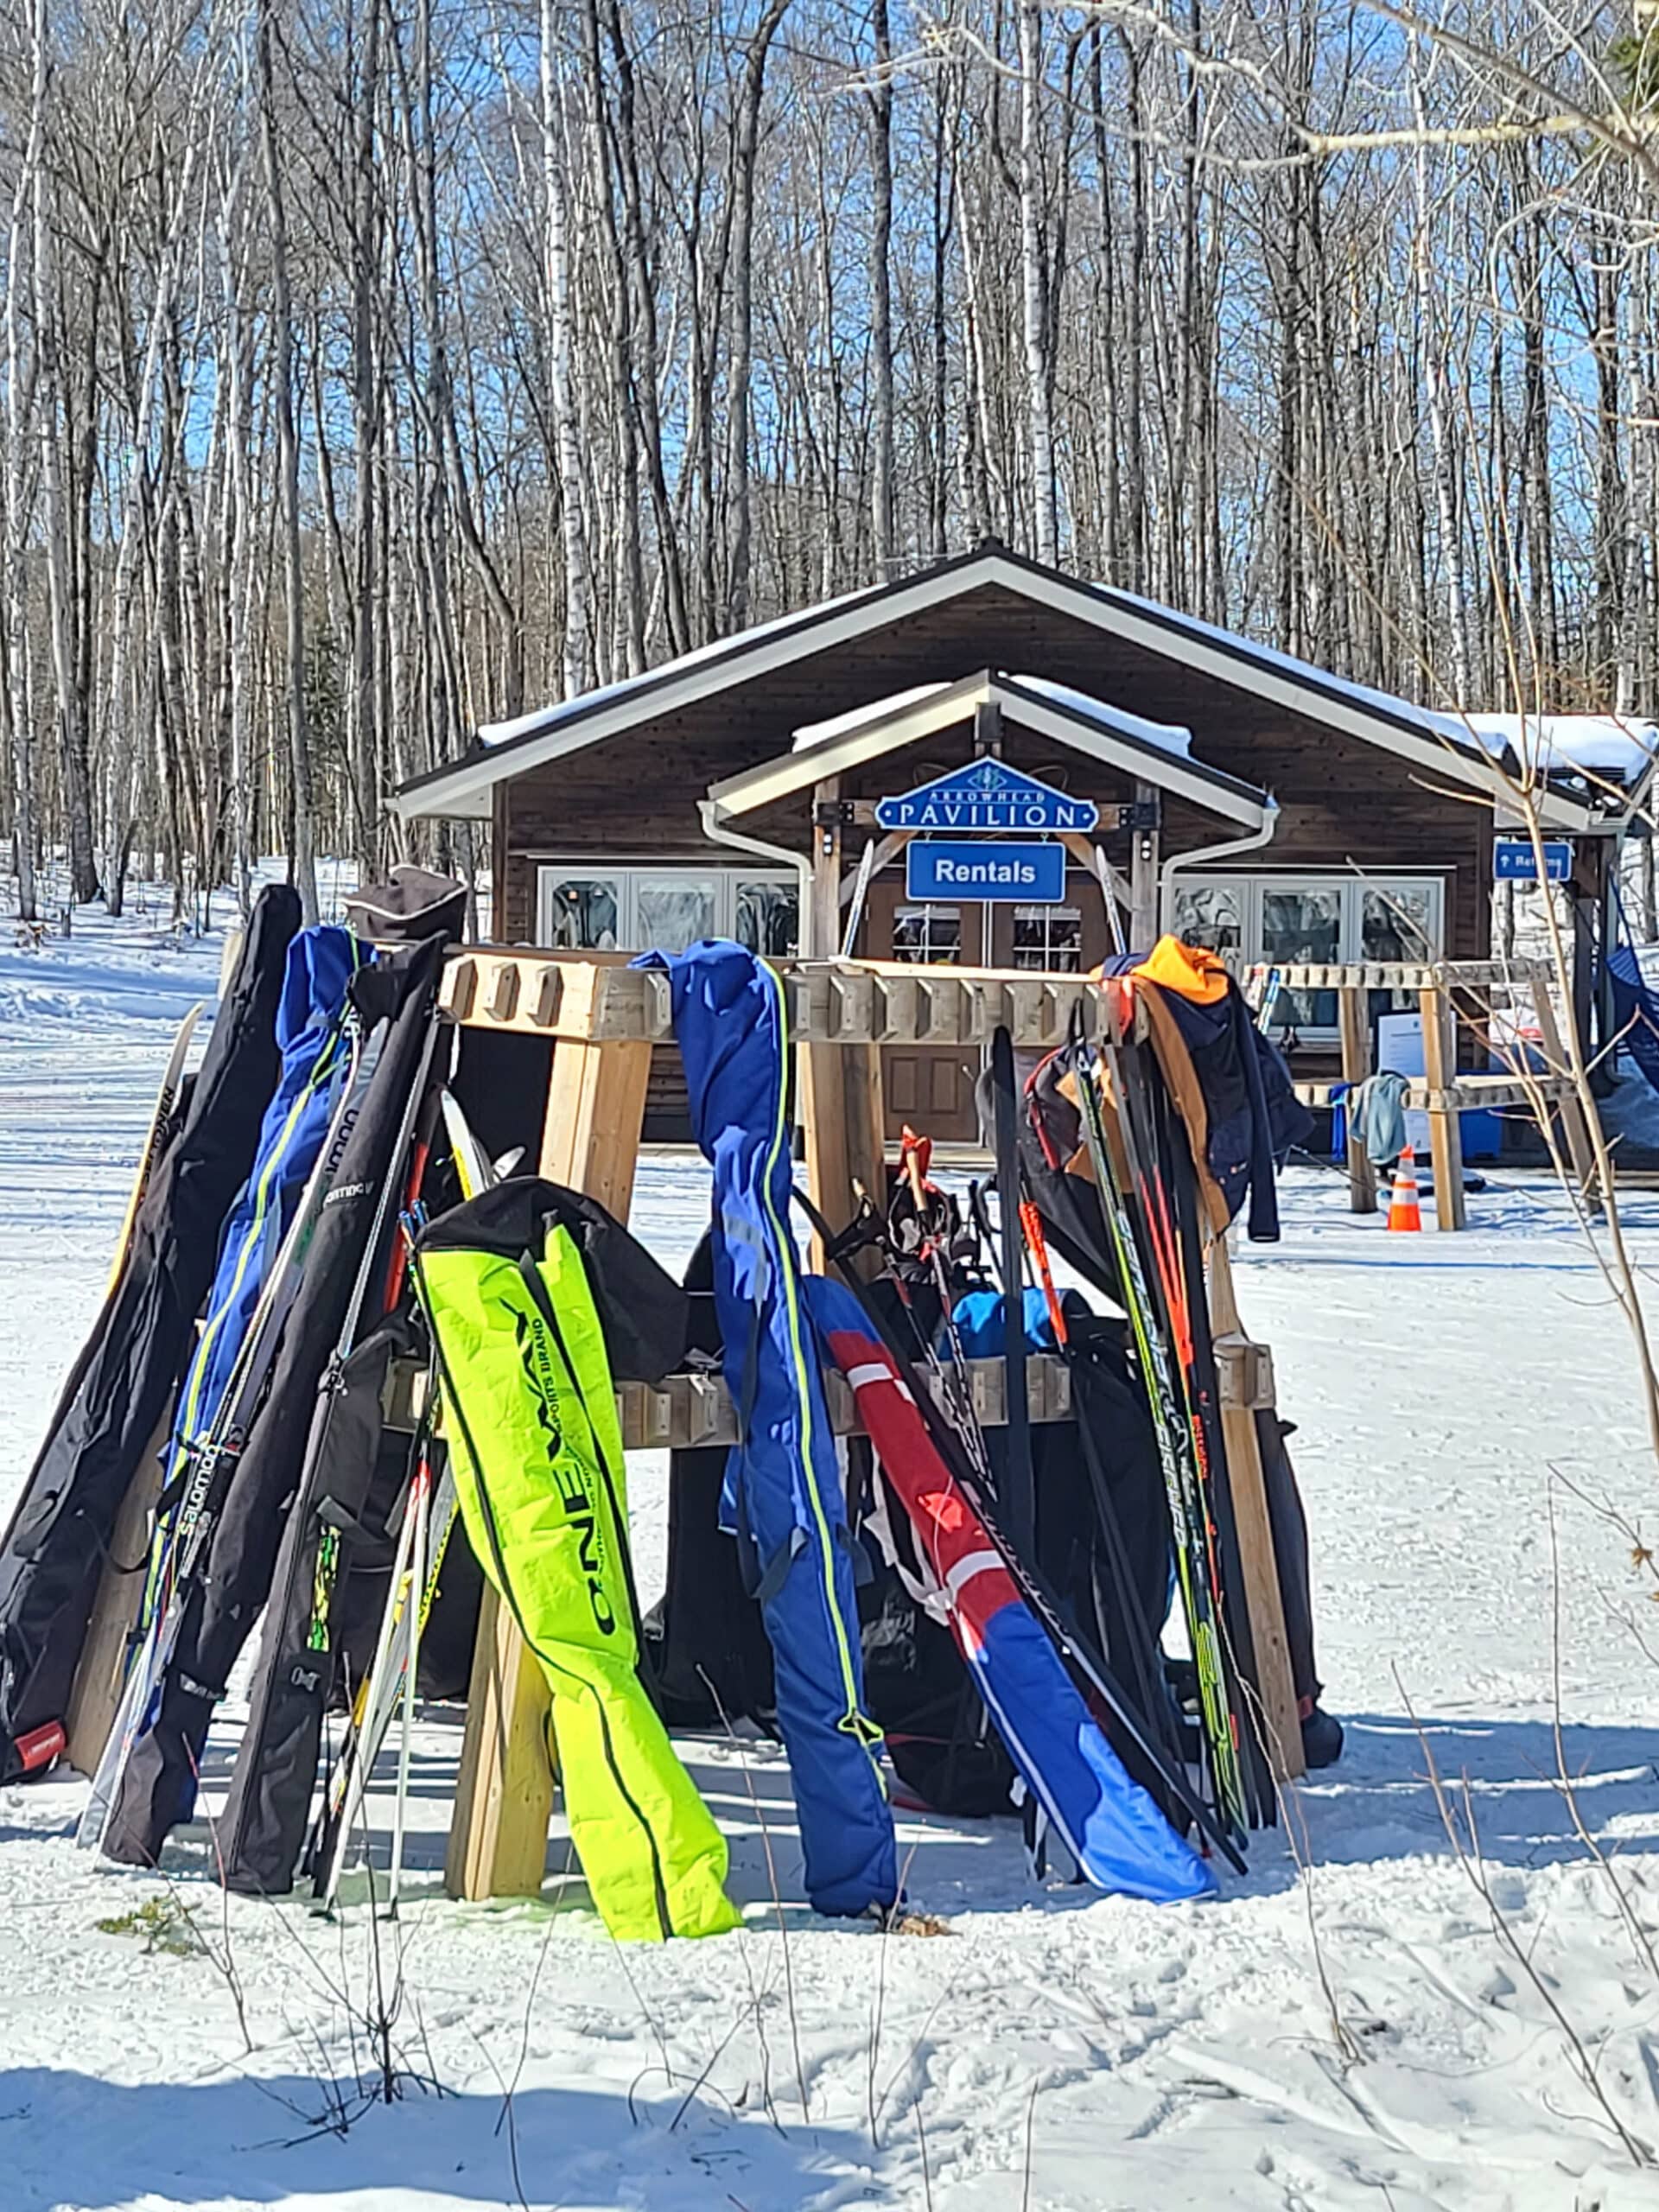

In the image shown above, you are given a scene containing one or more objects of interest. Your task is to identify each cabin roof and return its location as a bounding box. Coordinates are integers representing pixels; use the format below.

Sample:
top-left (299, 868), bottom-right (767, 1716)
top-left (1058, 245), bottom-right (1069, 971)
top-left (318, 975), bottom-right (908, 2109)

top-left (391, 544), bottom-right (1617, 834)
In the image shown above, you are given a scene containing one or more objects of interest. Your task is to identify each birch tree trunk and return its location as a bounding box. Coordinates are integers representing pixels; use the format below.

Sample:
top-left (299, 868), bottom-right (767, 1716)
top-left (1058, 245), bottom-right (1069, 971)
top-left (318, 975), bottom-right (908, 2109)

top-left (31, 0), bottom-right (98, 903)
top-left (542, 0), bottom-right (592, 696)
top-left (867, 0), bottom-right (895, 575)
top-left (4, 83), bottom-right (38, 923)
top-left (1410, 51), bottom-right (1471, 706)
top-left (1018, 0), bottom-right (1058, 565)
top-left (257, 0), bottom-right (319, 924)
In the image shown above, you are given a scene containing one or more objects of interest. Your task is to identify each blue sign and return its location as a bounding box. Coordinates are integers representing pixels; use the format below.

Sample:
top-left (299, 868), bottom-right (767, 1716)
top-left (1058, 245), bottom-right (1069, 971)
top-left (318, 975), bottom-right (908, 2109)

top-left (1494, 838), bottom-right (1572, 883)
top-left (877, 757), bottom-right (1098, 835)
top-left (906, 841), bottom-right (1067, 903)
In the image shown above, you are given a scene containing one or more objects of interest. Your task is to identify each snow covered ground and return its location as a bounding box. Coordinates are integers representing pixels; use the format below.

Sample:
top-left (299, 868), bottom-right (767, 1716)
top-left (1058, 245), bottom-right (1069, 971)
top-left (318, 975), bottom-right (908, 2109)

top-left (5, 896), bottom-right (1659, 2209)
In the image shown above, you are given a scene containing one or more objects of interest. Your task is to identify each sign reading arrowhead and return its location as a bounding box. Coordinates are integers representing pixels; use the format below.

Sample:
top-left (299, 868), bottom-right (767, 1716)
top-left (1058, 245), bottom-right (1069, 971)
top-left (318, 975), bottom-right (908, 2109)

top-left (875, 757), bottom-right (1099, 835)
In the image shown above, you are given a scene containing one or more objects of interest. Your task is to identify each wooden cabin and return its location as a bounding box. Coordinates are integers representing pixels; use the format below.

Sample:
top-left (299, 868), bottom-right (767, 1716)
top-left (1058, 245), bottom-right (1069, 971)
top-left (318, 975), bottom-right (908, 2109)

top-left (392, 544), bottom-right (1639, 1143)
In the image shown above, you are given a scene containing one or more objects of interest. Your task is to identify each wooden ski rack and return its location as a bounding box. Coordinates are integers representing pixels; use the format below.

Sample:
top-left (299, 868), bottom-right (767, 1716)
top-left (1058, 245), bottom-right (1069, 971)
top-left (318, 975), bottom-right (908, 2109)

top-left (1242, 956), bottom-right (1602, 1228)
top-left (434, 942), bottom-right (1337, 1901)
top-left (385, 1350), bottom-right (1074, 1450)
top-left (438, 948), bottom-right (1107, 1050)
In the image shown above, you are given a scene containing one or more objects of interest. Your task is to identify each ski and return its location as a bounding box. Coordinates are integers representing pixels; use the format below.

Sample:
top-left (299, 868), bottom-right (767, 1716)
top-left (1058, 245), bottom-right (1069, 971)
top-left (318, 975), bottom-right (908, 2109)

top-left (796, 1185), bottom-right (1247, 1875)
top-left (1011, 1185), bottom-right (1187, 1784)
top-left (988, 1029), bottom-right (1036, 1557)
top-left (441, 1087), bottom-right (493, 1202)
top-left (312, 1088), bottom-right (493, 1910)
top-left (1103, 995), bottom-right (1273, 1822)
top-left (1067, 1009), bottom-right (1252, 1840)
top-left (105, 1001), bottom-right (206, 1300)
top-left (78, 1023), bottom-right (378, 1853)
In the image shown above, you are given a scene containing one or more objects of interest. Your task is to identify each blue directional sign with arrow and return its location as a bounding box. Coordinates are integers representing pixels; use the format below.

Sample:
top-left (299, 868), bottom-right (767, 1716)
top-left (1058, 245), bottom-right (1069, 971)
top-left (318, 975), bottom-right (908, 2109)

top-left (875, 757), bottom-right (1098, 835)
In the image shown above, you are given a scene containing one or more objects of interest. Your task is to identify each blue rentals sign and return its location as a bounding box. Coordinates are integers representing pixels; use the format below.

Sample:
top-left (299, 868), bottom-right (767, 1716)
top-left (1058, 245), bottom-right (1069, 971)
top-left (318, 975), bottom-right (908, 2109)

top-left (875, 757), bottom-right (1098, 835)
top-left (906, 841), bottom-right (1066, 903)
top-left (1493, 837), bottom-right (1572, 883)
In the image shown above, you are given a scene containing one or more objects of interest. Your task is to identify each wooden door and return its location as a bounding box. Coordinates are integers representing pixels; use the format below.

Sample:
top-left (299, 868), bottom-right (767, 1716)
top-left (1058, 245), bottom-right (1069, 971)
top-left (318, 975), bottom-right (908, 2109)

top-left (862, 880), bottom-right (982, 1142)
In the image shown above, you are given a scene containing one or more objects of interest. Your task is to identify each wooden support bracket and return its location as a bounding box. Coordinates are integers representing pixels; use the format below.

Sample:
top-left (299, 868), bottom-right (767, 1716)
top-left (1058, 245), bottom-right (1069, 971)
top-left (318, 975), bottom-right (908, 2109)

top-left (1419, 985), bottom-right (1467, 1231)
top-left (444, 1027), bottom-right (652, 1904)
top-left (1207, 1238), bottom-right (1305, 1788)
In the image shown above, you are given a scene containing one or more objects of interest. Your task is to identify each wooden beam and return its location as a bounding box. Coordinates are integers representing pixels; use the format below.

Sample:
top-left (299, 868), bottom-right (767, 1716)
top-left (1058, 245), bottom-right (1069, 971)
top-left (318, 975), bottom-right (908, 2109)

top-left (1336, 985), bottom-right (1377, 1215)
top-left (444, 1027), bottom-right (651, 1904)
top-left (1129, 783), bottom-right (1160, 950)
top-left (389, 1351), bottom-right (1077, 1449)
top-left (804, 775), bottom-right (887, 1268)
top-left (1206, 1236), bottom-right (1306, 1786)
top-left (1419, 985), bottom-right (1467, 1230)
top-left (1528, 966), bottom-right (1602, 1205)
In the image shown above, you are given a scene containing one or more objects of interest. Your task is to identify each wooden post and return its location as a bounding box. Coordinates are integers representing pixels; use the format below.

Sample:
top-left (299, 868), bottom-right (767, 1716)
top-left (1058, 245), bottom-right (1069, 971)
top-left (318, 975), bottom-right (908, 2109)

top-left (443, 1028), bottom-right (652, 1903)
top-left (1336, 984), bottom-right (1376, 1215)
top-left (1206, 1236), bottom-right (1306, 1785)
top-left (1128, 783), bottom-right (1160, 950)
top-left (64, 1396), bottom-right (174, 1777)
top-left (1529, 961), bottom-right (1601, 1205)
top-left (1419, 982), bottom-right (1467, 1231)
top-left (804, 773), bottom-right (886, 1265)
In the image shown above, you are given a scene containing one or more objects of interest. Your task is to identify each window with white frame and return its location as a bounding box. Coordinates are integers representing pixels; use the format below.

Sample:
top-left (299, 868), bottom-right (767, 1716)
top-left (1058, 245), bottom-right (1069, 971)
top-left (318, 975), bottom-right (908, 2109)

top-left (1012, 906), bottom-right (1083, 971)
top-left (892, 905), bottom-right (963, 963)
top-left (536, 863), bottom-right (799, 957)
top-left (1169, 874), bottom-right (1446, 1031)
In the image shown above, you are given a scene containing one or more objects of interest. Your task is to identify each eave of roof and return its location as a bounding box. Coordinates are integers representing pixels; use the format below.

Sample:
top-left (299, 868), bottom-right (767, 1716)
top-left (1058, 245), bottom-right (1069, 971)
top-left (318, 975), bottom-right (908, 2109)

top-left (390, 545), bottom-right (1606, 834)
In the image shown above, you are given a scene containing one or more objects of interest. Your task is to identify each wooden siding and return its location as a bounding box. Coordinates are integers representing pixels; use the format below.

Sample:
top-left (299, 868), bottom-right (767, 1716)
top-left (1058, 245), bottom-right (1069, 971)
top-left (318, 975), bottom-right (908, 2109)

top-left (491, 584), bottom-right (1497, 960)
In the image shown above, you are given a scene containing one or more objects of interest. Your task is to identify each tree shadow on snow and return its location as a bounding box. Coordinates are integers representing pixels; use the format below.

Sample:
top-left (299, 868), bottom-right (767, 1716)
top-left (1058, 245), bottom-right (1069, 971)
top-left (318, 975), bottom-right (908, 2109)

top-left (0, 2065), bottom-right (861, 2212)
top-left (1272, 1709), bottom-right (1659, 1879)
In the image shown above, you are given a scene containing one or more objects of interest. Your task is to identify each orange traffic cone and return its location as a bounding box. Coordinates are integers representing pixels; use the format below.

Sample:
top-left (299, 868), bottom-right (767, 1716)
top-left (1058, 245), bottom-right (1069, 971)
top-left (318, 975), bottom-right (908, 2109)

top-left (1386, 1147), bottom-right (1421, 1232)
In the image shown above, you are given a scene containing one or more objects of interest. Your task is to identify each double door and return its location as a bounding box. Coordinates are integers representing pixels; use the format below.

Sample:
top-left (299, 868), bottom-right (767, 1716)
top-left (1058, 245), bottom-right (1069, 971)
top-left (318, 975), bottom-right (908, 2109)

top-left (863, 879), bottom-right (1095, 1143)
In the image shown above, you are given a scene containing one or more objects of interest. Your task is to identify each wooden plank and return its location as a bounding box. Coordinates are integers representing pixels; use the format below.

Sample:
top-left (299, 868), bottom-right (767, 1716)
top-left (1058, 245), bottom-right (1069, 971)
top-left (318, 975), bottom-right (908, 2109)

top-left (1336, 985), bottom-right (1376, 1216)
top-left (442, 1592), bottom-right (558, 1905)
top-left (445, 1029), bottom-right (652, 1904)
top-left (1129, 782), bottom-right (1160, 950)
top-left (1206, 1237), bottom-right (1305, 1786)
top-left (1241, 959), bottom-right (1513, 993)
top-left (438, 948), bottom-right (1103, 1049)
top-left (803, 774), bottom-right (888, 1268)
top-left (1419, 985), bottom-right (1467, 1231)
top-left (1294, 1073), bottom-right (1579, 1113)
top-left (1528, 967), bottom-right (1603, 1205)
top-left (64, 1396), bottom-right (174, 1778)
top-left (392, 1352), bottom-right (1073, 1449)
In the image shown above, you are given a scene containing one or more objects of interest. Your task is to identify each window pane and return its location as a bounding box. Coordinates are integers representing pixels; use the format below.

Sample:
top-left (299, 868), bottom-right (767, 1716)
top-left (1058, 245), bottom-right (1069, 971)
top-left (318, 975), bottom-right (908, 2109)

top-left (543, 876), bottom-right (621, 950)
top-left (893, 905), bottom-right (962, 964)
top-left (1362, 882), bottom-right (1437, 961)
top-left (1260, 885), bottom-right (1341, 1027)
top-left (636, 876), bottom-right (716, 955)
top-left (1012, 906), bottom-right (1082, 972)
top-left (736, 879), bottom-right (799, 958)
top-left (1173, 880), bottom-right (1243, 956)
top-left (1363, 880), bottom-right (1440, 1015)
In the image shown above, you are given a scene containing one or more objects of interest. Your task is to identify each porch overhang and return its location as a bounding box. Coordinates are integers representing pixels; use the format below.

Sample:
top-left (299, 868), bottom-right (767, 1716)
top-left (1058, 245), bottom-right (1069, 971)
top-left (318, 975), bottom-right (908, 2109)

top-left (703, 670), bottom-right (1275, 835)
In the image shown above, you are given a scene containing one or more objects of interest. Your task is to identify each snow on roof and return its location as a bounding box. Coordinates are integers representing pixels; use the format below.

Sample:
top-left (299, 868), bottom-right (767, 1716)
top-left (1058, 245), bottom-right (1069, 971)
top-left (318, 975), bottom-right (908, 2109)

top-left (789, 672), bottom-right (1198, 762)
top-left (1107, 587), bottom-right (1659, 798)
top-left (1009, 674), bottom-right (1193, 758)
top-left (791, 683), bottom-right (949, 749)
top-left (478, 579), bottom-right (884, 749)
top-left (1105, 586), bottom-right (1486, 755)
top-left (1460, 714), bottom-right (1659, 787)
